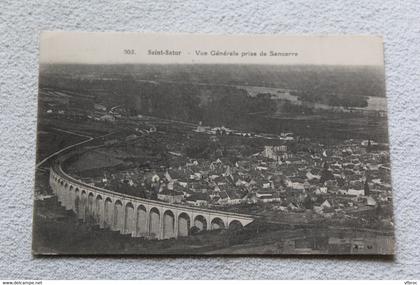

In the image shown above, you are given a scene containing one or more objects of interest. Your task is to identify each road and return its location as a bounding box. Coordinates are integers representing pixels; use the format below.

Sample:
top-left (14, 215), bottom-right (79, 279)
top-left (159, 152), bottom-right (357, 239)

top-left (36, 128), bottom-right (106, 169)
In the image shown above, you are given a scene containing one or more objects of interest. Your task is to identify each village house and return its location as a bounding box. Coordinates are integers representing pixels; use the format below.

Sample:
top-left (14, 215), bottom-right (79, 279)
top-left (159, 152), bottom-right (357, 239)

top-left (338, 188), bottom-right (365, 197)
top-left (256, 190), bottom-right (282, 203)
top-left (313, 199), bottom-right (332, 214)
top-left (157, 189), bottom-right (184, 203)
top-left (185, 193), bottom-right (208, 207)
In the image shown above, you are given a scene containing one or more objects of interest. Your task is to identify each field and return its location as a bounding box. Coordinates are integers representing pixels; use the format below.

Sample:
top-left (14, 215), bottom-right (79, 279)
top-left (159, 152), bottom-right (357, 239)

top-left (36, 129), bottom-right (87, 163)
top-left (258, 112), bottom-right (389, 142)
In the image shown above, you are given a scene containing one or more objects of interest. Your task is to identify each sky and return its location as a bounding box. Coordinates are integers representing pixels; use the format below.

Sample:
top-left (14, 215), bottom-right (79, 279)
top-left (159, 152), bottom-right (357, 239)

top-left (39, 32), bottom-right (384, 66)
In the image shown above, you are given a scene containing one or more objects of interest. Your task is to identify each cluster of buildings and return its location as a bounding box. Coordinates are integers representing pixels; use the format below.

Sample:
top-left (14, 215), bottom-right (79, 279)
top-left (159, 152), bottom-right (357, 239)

top-left (87, 133), bottom-right (392, 224)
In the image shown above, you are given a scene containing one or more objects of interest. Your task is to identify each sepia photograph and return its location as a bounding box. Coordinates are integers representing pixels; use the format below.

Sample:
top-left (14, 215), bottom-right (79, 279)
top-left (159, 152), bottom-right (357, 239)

top-left (32, 32), bottom-right (394, 255)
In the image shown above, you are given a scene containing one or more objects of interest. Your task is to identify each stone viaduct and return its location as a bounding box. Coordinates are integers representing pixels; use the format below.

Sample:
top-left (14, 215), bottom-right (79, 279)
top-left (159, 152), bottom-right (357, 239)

top-left (50, 164), bottom-right (255, 240)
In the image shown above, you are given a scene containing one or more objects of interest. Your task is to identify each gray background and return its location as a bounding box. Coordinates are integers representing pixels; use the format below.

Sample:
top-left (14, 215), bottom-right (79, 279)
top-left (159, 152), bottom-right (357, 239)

top-left (1, 0), bottom-right (419, 279)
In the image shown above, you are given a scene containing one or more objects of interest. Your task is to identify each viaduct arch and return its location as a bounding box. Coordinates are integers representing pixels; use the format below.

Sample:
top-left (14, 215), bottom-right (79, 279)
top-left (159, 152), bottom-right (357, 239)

top-left (50, 164), bottom-right (255, 240)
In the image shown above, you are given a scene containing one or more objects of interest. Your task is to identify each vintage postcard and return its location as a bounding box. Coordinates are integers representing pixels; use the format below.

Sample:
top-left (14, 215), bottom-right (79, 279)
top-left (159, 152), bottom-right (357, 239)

top-left (33, 32), bottom-right (394, 255)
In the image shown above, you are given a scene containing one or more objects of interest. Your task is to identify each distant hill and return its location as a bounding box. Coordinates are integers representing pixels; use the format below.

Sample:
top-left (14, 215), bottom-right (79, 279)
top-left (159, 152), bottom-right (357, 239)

top-left (39, 63), bottom-right (387, 136)
top-left (40, 63), bottom-right (386, 98)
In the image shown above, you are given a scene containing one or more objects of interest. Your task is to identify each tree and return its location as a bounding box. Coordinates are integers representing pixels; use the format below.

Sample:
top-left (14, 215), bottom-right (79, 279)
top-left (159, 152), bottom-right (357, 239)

top-left (303, 196), bottom-right (314, 210)
top-left (364, 179), bottom-right (370, 196)
top-left (367, 139), bottom-right (372, 152)
top-left (320, 162), bottom-right (333, 184)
